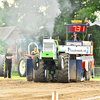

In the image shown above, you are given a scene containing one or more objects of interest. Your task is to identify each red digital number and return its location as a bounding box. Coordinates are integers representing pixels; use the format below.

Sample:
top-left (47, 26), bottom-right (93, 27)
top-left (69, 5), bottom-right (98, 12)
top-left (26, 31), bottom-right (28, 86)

top-left (73, 25), bottom-right (81, 32)
top-left (83, 26), bottom-right (85, 32)
top-left (68, 25), bottom-right (85, 32)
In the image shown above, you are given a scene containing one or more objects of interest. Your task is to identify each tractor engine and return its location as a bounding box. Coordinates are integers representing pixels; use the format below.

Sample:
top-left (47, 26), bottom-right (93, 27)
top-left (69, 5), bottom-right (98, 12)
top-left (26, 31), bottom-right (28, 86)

top-left (41, 37), bottom-right (58, 60)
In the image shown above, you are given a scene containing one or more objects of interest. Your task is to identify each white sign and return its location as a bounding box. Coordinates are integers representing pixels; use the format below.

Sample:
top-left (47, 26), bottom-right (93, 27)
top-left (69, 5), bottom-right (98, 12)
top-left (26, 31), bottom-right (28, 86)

top-left (76, 56), bottom-right (93, 61)
top-left (67, 46), bottom-right (90, 54)
top-left (66, 41), bottom-right (82, 46)
top-left (59, 45), bottom-right (90, 54)
top-left (59, 45), bottom-right (67, 52)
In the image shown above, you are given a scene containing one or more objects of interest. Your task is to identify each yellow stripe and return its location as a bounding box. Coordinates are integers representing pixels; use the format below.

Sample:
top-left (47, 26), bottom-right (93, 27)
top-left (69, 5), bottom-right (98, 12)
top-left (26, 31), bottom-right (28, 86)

top-left (31, 51), bottom-right (39, 54)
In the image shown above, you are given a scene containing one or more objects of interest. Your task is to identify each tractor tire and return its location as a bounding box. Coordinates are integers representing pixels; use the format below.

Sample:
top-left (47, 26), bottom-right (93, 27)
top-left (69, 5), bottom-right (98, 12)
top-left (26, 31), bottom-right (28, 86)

top-left (33, 54), bottom-right (40, 70)
top-left (34, 60), bottom-right (48, 82)
top-left (18, 56), bottom-right (29, 77)
top-left (0, 55), bottom-right (5, 77)
top-left (58, 54), bottom-right (65, 70)
top-left (58, 53), bottom-right (70, 83)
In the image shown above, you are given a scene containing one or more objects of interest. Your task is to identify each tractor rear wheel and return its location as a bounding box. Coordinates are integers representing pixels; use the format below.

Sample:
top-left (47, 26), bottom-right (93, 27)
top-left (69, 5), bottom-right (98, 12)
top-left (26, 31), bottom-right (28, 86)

top-left (0, 55), bottom-right (5, 77)
top-left (58, 53), bottom-right (70, 83)
top-left (18, 56), bottom-right (29, 77)
top-left (34, 60), bottom-right (48, 82)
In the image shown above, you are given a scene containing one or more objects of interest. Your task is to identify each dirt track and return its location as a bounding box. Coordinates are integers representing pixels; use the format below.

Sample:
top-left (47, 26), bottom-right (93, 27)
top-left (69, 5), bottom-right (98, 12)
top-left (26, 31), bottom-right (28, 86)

top-left (0, 79), bottom-right (100, 100)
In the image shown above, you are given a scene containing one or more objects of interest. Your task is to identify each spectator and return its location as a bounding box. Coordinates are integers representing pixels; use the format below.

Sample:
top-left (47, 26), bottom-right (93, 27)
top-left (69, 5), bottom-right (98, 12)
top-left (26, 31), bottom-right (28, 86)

top-left (4, 49), bottom-right (14, 78)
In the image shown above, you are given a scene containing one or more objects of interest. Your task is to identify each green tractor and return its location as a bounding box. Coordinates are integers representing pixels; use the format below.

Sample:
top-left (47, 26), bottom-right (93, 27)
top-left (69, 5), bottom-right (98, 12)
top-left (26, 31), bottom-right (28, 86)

top-left (32, 36), bottom-right (70, 82)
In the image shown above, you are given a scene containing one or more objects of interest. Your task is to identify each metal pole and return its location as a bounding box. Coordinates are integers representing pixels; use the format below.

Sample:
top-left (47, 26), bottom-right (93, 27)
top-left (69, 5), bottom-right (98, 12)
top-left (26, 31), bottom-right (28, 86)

top-left (66, 26), bottom-right (68, 40)
top-left (95, 67), bottom-right (96, 77)
top-left (66, 28), bottom-right (67, 40)
top-left (93, 67), bottom-right (94, 78)
top-left (83, 33), bottom-right (84, 41)
top-left (28, 42), bottom-right (38, 54)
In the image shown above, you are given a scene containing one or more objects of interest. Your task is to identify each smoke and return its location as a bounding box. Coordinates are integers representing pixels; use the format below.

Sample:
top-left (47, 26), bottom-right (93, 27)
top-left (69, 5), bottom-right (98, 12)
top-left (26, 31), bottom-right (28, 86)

top-left (44, 0), bottom-right (60, 36)
top-left (13, 0), bottom-right (60, 37)
top-left (2, 0), bottom-right (78, 37)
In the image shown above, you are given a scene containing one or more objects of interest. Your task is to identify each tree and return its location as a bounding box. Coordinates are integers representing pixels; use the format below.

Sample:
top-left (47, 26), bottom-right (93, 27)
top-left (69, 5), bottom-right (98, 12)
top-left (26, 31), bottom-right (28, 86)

top-left (0, 1), bottom-right (18, 26)
top-left (0, 38), bottom-right (9, 55)
top-left (53, 0), bottom-right (100, 44)
top-left (86, 25), bottom-right (100, 66)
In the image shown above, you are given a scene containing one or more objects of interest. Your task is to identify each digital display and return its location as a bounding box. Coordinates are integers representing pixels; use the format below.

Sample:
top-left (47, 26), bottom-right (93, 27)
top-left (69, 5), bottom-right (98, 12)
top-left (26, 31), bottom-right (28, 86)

top-left (68, 25), bottom-right (86, 32)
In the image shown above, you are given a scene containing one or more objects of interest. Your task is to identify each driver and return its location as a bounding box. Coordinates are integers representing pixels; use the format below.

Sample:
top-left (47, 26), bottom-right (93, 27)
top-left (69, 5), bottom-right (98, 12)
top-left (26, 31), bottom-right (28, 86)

top-left (31, 47), bottom-right (39, 55)
top-left (71, 32), bottom-right (80, 41)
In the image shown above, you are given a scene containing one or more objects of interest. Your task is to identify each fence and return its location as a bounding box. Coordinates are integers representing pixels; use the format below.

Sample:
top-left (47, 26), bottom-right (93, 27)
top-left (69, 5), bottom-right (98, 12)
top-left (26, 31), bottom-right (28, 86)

top-left (94, 67), bottom-right (100, 77)
top-left (11, 64), bottom-right (19, 76)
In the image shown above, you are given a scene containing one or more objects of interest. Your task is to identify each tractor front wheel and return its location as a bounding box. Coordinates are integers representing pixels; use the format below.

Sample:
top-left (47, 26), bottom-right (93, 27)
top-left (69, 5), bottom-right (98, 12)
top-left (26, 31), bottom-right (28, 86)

top-left (18, 56), bottom-right (29, 77)
top-left (34, 60), bottom-right (48, 82)
top-left (58, 53), bottom-right (70, 83)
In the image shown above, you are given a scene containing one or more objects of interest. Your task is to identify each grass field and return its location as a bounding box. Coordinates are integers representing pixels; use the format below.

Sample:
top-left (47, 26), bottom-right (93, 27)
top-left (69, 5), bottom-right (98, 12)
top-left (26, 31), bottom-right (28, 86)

top-left (0, 75), bottom-right (26, 79)
top-left (0, 74), bottom-right (100, 80)
top-left (91, 77), bottom-right (100, 80)
top-left (11, 75), bottom-right (26, 79)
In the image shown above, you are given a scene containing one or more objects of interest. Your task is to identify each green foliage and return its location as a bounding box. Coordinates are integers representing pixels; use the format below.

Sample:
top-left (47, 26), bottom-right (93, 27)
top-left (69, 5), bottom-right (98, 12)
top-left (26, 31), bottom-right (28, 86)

top-left (75, 7), bottom-right (97, 22)
top-left (0, 38), bottom-right (9, 55)
top-left (53, 0), bottom-right (100, 44)
top-left (53, 14), bottom-right (72, 44)
top-left (0, 20), bottom-right (2, 27)
top-left (87, 25), bottom-right (100, 66)
top-left (0, 1), bottom-right (18, 26)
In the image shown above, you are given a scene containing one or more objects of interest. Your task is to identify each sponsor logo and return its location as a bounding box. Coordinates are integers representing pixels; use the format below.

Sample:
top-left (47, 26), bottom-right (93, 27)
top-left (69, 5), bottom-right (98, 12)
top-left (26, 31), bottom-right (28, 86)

top-left (68, 47), bottom-right (87, 52)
